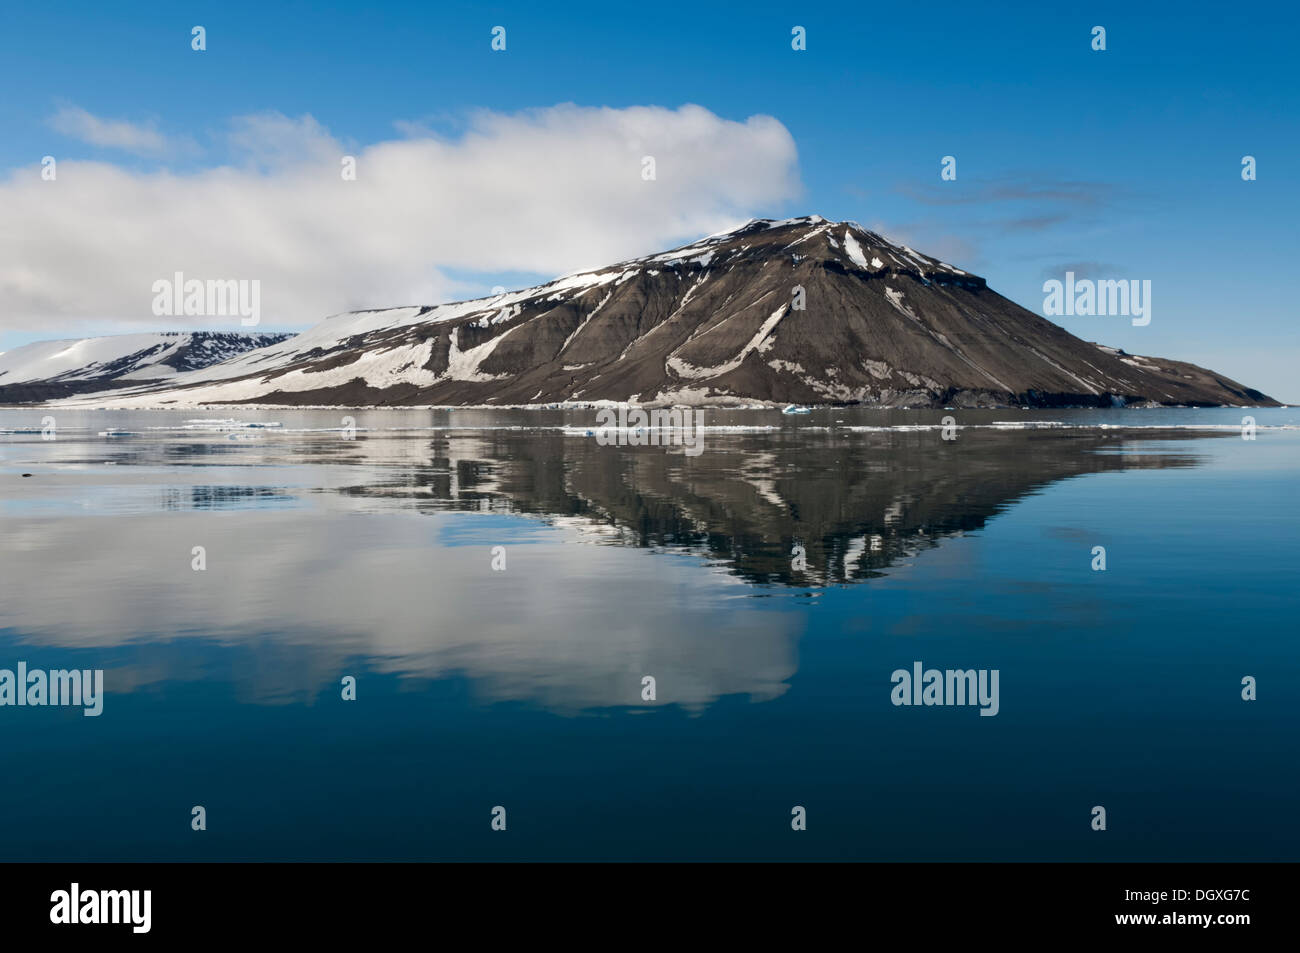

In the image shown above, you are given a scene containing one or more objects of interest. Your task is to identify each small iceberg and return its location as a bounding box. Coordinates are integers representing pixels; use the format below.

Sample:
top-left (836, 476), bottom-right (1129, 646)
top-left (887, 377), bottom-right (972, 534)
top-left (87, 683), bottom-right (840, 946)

top-left (782, 404), bottom-right (812, 415)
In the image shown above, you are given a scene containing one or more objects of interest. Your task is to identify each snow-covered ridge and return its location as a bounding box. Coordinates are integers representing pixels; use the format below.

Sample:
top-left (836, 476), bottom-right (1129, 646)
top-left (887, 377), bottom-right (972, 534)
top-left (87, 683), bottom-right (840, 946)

top-left (0, 331), bottom-right (293, 386)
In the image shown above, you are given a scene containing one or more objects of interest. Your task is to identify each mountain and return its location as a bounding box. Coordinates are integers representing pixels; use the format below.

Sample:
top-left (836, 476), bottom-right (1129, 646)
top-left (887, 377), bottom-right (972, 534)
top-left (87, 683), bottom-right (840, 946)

top-left (40, 217), bottom-right (1278, 408)
top-left (0, 331), bottom-right (294, 403)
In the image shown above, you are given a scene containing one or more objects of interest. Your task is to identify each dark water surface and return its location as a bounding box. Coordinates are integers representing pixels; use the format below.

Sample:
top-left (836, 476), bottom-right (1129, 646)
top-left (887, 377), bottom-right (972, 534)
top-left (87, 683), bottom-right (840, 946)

top-left (1, 406), bottom-right (1296, 860)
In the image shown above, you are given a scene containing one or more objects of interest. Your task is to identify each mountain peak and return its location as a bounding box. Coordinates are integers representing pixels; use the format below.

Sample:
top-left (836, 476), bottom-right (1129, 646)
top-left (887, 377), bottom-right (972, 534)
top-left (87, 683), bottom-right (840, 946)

top-left (34, 221), bottom-right (1275, 410)
top-left (637, 214), bottom-right (976, 284)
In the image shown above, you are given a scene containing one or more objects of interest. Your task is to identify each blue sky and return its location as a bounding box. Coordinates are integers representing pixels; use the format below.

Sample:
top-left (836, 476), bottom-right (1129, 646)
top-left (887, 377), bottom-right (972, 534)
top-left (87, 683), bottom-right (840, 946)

top-left (2, 0), bottom-right (1295, 399)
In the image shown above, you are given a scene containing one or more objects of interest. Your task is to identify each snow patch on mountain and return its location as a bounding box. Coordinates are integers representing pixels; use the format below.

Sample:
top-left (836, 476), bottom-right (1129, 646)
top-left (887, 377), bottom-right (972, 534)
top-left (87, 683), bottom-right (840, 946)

top-left (843, 231), bottom-right (871, 270)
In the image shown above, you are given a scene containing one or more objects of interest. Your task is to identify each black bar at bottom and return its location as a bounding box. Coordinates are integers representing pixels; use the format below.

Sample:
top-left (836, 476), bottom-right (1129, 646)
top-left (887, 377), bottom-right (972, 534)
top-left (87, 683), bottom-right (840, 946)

top-left (0, 862), bottom-right (1278, 940)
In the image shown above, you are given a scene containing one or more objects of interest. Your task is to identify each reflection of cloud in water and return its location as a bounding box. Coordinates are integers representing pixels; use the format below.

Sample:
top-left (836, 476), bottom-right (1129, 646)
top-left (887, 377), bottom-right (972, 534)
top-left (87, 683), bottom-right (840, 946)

top-left (0, 512), bottom-right (801, 711)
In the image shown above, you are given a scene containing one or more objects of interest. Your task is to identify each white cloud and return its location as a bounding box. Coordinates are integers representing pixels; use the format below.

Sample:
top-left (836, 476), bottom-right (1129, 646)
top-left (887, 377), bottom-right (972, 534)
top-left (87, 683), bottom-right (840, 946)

top-left (46, 105), bottom-right (190, 158)
top-left (225, 112), bottom-right (341, 170)
top-left (3, 103), bottom-right (800, 333)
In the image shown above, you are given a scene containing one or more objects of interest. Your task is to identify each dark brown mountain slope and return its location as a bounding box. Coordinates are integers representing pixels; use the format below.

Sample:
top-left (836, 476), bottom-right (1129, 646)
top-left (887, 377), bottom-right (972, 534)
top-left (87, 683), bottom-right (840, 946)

top-left (59, 217), bottom-right (1276, 408)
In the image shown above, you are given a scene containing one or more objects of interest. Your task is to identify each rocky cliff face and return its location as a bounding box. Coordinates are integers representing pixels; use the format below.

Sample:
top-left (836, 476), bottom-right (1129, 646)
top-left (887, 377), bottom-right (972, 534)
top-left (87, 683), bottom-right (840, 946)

top-left (49, 217), bottom-right (1276, 408)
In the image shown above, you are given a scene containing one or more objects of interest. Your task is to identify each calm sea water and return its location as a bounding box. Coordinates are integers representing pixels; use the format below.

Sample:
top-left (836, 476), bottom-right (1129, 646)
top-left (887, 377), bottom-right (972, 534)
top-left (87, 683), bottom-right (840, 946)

top-left (1, 405), bottom-right (1296, 861)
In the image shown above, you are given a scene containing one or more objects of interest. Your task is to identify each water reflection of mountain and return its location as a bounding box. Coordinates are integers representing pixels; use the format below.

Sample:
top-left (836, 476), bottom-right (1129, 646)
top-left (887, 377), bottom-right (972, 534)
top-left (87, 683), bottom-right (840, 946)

top-left (161, 485), bottom-right (293, 510)
top-left (338, 427), bottom-right (1209, 587)
top-left (0, 420), bottom-right (1222, 711)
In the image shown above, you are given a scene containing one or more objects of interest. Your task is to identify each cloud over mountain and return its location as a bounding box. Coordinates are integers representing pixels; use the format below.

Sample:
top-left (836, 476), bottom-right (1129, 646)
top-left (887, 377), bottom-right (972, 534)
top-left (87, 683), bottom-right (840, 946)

top-left (2, 103), bottom-right (800, 333)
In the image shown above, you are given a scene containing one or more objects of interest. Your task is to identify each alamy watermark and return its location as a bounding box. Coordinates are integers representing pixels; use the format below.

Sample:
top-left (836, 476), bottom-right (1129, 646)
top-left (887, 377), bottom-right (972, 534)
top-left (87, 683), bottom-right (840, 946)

top-left (50, 883), bottom-right (150, 933)
top-left (594, 407), bottom-right (705, 456)
top-left (891, 661), bottom-right (999, 716)
top-left (151, 272), bottom-right (260, 326)
top-left (0, 662), bottom-right (104, 716)
top-left (1042, 272), bottom-right (1150, 326)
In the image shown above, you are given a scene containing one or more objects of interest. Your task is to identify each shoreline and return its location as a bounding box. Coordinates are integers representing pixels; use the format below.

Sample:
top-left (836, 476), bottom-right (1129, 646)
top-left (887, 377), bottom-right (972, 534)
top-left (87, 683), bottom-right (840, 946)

top-left (3, 400), bottom-right (1291, 412)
